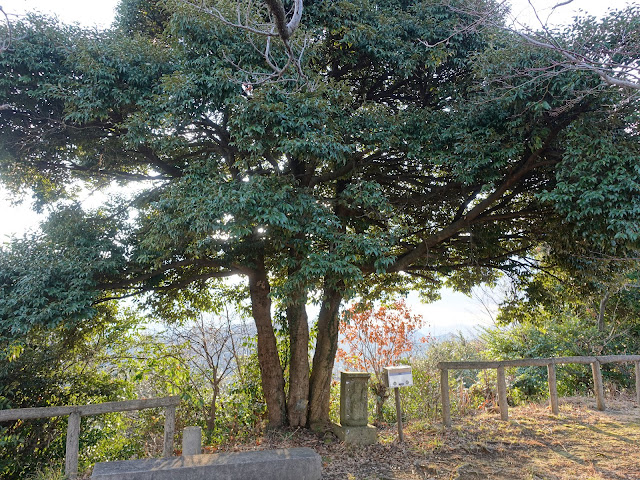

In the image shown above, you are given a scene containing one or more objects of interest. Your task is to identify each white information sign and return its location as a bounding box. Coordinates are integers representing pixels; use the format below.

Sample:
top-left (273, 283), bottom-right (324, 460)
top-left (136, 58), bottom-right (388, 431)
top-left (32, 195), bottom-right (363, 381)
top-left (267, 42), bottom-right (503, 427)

top-left (383, 366), bottom-right (413, 388)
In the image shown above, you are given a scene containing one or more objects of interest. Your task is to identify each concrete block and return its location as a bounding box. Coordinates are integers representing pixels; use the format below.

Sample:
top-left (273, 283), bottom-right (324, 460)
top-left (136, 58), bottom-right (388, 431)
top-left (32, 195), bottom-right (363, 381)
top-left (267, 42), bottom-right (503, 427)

top-left (333, 423), bottom-right (377, 445)
top-left (91, 448), bottom-right (322, 480)
top-left (182, 426), bottom-right (202, 455)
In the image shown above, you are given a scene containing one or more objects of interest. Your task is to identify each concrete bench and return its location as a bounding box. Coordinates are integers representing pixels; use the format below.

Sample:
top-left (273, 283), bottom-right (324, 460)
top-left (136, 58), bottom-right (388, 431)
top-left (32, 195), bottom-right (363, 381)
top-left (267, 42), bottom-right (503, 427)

top-left (91, 447), bottom-right (322, 480)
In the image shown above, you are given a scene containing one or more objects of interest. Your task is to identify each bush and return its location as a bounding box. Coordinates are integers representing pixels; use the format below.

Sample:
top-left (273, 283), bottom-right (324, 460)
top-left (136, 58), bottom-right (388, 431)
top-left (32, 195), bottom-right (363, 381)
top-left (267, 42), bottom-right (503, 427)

top-left (364, 333), bottom-right (486, 425)
top-left (482, 314), bottom-right (640, 400)
top-left (0, 316), bottom-right (137, 479)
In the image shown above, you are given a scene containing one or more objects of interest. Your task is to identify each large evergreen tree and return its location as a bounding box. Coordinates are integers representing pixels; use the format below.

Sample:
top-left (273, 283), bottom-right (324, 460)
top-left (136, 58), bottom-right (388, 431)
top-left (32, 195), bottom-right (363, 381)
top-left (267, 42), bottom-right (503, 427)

top-left (1, 0), bottom-right (639, 427)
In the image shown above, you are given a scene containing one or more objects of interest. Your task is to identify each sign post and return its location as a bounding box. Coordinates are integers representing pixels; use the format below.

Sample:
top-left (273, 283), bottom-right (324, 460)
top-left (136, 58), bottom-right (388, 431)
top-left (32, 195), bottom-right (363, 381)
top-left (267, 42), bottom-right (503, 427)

top-left (393, 387), bottom-right (404, 443)
top-left (383, 366), bottom-right (413, 443)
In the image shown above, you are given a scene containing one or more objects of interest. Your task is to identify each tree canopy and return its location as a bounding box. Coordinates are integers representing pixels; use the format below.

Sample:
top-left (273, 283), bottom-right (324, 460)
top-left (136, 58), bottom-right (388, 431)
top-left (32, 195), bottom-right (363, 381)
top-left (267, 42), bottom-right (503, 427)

top-left (1, 0), bottom-right (639, 427)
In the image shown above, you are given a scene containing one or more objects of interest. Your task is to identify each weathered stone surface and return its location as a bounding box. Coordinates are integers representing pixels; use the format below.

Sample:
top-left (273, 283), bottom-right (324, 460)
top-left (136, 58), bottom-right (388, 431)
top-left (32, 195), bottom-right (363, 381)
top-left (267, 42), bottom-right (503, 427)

top-left (182, 426), bottom-right (202, 456)
top-left (91, 448), bottom-right (322, 480)
top-left (332, 424), bottom-right (377, 445)
top-left (339, 371), bottom-right (370, 427)
top-left (335, 372), bottom-right (376, 445)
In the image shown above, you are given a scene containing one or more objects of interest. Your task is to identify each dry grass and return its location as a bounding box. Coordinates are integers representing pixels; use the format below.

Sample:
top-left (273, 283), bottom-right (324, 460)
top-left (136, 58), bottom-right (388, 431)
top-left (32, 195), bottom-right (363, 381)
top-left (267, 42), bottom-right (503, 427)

top-left (411, 396), bottom-right (640, 480)
top-left (220, 395), bottom-right (640, 479)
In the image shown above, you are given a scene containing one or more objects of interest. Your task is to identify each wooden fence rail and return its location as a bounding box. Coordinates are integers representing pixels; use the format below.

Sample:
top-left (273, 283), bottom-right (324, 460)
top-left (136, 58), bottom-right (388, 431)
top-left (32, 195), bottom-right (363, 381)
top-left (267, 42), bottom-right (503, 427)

top-left (0, 395), bottom-right (181, 479)
top-left (437, 355), bottom-right (640, 427)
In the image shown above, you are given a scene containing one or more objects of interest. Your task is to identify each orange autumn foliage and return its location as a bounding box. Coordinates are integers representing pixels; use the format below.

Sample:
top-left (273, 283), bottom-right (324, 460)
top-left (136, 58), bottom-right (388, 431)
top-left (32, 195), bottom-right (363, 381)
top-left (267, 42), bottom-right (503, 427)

top-left (336, 300), bottom-right (428, 384)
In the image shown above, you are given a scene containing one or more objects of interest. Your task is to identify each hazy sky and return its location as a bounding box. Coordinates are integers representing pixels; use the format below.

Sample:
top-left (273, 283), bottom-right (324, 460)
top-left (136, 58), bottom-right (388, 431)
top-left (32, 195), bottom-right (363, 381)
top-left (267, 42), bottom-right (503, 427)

top-left (0, 0), bottom-right (632, 333)
top-left (2, 0), bottom-right (631, 28)
top-left (2, 0), bottom-right (117, 28)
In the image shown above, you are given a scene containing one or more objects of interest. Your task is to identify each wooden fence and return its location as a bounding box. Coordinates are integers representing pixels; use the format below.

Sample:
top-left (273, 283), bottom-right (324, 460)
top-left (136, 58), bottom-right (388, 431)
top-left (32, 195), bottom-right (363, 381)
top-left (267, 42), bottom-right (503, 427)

top-left (438, 355), bottom-right (640, 427)
top-left (0, 395), bottom-right (181, 479)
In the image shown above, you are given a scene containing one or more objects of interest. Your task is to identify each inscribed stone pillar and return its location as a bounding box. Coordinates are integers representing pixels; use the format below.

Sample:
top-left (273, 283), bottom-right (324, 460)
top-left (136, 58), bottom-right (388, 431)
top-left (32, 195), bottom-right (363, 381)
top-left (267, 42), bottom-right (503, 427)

top-left (340, 371), bottom-right (370, 426)
top-left (334, 372), bottom-right (377, 445)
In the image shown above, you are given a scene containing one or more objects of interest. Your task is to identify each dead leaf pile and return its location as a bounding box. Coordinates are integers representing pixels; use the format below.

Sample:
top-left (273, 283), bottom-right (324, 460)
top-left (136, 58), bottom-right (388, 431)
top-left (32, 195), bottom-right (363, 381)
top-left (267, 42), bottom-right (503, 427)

top-left (213, 394), bottom-right (640, 479)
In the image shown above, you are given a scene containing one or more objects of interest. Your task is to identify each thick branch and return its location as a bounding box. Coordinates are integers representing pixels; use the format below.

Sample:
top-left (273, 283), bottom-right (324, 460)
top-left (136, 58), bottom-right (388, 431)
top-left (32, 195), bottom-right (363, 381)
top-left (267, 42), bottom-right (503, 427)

top-left (388, 131), bottom-right (564, 273)
top-left (97, 258), bottom-right (252, 291)
top-left (263, 0), bottom-right (303, 40)
top-left (138, 146), bottom-right (183, 178)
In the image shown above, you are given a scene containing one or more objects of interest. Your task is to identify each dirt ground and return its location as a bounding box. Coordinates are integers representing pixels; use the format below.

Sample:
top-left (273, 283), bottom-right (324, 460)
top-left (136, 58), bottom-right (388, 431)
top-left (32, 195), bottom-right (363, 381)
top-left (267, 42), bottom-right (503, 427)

top-left (223, 395), bottom-right (640, 480)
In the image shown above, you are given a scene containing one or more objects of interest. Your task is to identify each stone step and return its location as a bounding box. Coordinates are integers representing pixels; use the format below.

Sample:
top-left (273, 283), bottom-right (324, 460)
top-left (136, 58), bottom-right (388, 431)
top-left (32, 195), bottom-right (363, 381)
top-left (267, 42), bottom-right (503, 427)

top-left (91, 448), bottom-right (322, 480)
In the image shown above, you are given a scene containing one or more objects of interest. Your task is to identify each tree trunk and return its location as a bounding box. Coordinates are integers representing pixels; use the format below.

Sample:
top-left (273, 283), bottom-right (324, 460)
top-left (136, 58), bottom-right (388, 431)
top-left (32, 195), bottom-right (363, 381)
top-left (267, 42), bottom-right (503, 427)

top-left (287, 294), bottom-right (310, 427)
top-left (308, 284), bottom-right (342, 427)
top-left (597, 290), bottom-right (610, 332)
top-left (248, 265), bottom-right (287, 428)
top-left (372, 381), bottom-right (389, 424)
top-left (206, 383), bottom-right (219, 432)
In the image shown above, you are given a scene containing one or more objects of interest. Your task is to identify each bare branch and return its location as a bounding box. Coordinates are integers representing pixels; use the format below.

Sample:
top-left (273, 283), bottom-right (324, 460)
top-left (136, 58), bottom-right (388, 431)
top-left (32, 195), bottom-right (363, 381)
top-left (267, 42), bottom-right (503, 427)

top-left (179, 0), bottom-right (307, 85)
top-left (511, 1), bottom-right (640, 91)
top-left (512, 28), bottom-right (640, 91)
top-left (181, 0), bottom-right (279, 37)
top-left (434, 1), bottom-right (640, 94)
top-left (0, 6), bottom-right (12, 53)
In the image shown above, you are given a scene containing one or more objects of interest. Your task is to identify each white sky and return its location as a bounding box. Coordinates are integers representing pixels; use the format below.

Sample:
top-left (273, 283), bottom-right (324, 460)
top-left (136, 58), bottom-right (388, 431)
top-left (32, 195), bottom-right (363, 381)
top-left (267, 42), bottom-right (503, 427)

top-left (0, 0), bottom-right (632, 333)
top-left (2, 0), bottom-right (631, 28)
top-left (2, 0), bottom-right (117, 28)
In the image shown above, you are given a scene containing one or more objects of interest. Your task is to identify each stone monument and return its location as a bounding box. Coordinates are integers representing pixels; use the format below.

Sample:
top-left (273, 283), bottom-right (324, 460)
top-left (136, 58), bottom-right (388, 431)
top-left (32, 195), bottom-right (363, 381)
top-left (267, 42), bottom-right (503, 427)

top-left (333, 371), bottom-right (377, 445)
top-left (182, 426), bottom-right (202, 456)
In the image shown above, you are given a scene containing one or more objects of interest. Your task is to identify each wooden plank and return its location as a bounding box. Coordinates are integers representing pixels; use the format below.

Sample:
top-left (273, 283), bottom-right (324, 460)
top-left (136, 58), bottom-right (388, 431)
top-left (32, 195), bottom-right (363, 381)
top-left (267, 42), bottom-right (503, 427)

top-left (79, 396), bottom-right (181, 416)
top-left (551, 356), bottom-right (597, 365)
top-left (591, 361), bottom-right (606, 411)
top-left (1, 404), bottom-right (79, 421)
top-left (65, 411), bottom-right (81, 479)
top-left (438, 358), bottom-right (567, 369)
top-left (440, 368), bottom-right (451, 428)
top-left (547, 363), bottom-right (559, 415)
top-left (437, 354), bottom-right (640, 371)
top-left (596, 355), bottom-right (640, 364)
top-left (438, 360), bottom-right (503, 369)
top-left (163, 405), bottom-right (176, 457)
top-left (635, 361), bottom-right (640, 406)
top-left (0, 396), bottom-right (181, 422)
top-left (497, 366), bottom-right (508, 421)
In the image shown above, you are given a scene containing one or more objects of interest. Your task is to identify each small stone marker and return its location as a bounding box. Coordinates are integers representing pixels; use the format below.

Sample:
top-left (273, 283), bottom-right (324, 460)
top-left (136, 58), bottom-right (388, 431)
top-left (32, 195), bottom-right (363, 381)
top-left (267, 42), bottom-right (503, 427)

top-left (333, 371), bottom-right (377, 445)
top-left (91, 448), bottom-right (322, 480)
top-left (182, 426), bottom-right (202, 456)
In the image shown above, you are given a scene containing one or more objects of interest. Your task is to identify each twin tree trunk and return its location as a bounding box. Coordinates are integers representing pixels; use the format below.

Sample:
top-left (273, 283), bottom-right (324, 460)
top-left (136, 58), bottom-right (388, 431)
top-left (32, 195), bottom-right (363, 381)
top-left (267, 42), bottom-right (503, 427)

top-left (308, 286), bottom-right (342, 427)
top-left (248, 261), bottom-right (342, 428)
top-left (248, 264), bottom-right (287, 427)
top-left (287, 295), bottom-right (310, 427)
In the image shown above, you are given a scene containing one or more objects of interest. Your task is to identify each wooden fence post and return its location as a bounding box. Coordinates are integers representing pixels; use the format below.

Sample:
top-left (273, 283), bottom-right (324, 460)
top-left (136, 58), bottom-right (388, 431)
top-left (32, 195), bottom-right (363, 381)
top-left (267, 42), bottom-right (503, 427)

top-left (440, 368), bottom-right (451, 428)
top-left (65, 411), bottom-right (81, 479)
top-left (591, 361), bottom-right (606, 411)
top-left (635, 361), bottom-right (640, 406)
top-left (163, 405), bottom-right (176, 457)
top-left (547, 363), bottom-right (559, 415)
top-left (497, 366), bottom-right (508, 421)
